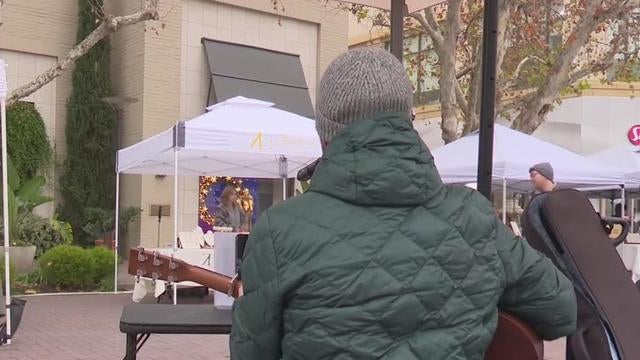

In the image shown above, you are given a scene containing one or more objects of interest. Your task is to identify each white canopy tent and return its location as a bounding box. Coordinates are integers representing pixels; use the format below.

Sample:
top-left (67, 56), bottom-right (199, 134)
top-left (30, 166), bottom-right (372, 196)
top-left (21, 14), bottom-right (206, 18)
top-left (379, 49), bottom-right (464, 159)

top-left (432, 124), bottom-right (625, 191)
top-left (431, 125), bottom-right (625, 222)
top-left (589, 146), bottom-right (640, 187)
top-left (118, 96), bottom-right (321, 177)
top-left (114, 96), bottom-right (322, 300)
top-left (588, 146), bottom-right (640, 223)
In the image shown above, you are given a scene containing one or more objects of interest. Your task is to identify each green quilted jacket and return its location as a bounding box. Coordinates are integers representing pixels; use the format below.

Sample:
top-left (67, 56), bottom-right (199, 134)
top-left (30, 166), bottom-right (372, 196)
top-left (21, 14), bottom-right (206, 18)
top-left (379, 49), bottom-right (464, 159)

top-left (230, 112), bottom-right (577, 360)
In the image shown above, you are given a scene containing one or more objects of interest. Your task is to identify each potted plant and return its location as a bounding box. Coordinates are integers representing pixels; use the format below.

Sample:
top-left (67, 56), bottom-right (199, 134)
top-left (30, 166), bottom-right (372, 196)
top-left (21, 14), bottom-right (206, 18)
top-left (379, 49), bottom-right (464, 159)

top-left (83, 207), bottom-right (142, 249)
top-left (0, 157), bottom-right (58, 273)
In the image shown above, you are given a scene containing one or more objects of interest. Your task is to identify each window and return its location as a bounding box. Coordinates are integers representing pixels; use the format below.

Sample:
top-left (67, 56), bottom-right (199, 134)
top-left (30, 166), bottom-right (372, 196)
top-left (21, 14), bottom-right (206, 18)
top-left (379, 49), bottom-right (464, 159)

top-left (384, 34), bottom-right (440, 105)
top-left (606, 13), bottom-right (640, 82)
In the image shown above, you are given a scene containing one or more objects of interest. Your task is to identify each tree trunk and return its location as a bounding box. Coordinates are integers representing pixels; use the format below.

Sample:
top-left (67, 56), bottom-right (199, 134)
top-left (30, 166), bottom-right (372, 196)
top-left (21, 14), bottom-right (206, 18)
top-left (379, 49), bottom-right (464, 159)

top-left (462, 44), bottom-right (482, 136)
top-left (439, 0), bottom-right (463, 144)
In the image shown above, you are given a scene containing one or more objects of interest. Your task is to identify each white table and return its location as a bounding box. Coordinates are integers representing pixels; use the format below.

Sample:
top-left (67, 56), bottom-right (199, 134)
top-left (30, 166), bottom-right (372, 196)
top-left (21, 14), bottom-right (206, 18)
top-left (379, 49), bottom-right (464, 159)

top-left (617, 240), bottom-right (640, 283)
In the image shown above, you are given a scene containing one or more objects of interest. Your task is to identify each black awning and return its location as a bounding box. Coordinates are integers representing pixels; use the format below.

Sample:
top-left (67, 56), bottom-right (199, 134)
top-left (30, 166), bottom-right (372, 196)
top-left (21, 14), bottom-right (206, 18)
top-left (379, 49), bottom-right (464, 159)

top-left (202, 38), bottom-right (314, 119)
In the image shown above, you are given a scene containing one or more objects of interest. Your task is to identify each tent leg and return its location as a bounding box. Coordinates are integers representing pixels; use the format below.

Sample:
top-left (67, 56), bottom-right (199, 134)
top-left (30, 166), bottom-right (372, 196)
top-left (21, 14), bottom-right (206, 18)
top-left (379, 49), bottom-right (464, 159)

top-left (172, 146), bottom-right (179, 305)
top-left (1, 93), bottom-right (10, 345)
top-left (632, 198), bottom-right (636, 233)
top-left (621, 186), bottom-right (626, 218)
top-left (278, 156), bottom-right (288, 201)
top-left (282, 177), bottom-right (286, 201)
top-left (114, 173), bottom-right (120, 294)
top-left (502, 178), bottom-right (507, 224)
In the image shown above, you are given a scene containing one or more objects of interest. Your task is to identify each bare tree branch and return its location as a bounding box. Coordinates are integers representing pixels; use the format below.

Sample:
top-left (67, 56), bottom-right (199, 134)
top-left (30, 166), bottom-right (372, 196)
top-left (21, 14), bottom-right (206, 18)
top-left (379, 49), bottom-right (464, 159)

top-left (6, 0), bottom-right (160, 106)
top-left (501, 55), bottom-right (548, 89)
top-left (410, 10), bottom-right (444, 53)
top-left (456, 62), bottom-right (476, 79)
top-left (512, 0), bottom-right (633, 133)
top-left (567, 31), bottom-right (629, 85)
top-left (424, 7), bottom-right (443, 38)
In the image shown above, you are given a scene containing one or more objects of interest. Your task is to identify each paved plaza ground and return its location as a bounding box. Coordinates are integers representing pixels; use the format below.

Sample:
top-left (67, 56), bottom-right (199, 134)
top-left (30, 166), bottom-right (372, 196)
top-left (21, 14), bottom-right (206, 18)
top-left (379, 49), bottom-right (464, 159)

top-left (1, 293), bottom-right (230, 360)
top-left (0, 291), bottom-right (565, 360)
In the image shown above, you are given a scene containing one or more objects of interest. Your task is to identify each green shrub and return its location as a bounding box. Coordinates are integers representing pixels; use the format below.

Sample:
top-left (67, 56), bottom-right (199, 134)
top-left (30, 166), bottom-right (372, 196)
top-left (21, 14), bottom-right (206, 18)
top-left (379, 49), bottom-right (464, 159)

top-left (6, 101), bottom-right (53, 180)
top-left (97, 274), bottom-right (115, 292)
top-left (39, 245), bottom-right (95, 290)
top-left (88, 246), bottom-right (115, 283)
top-left (15, 268), bottom-right (43, 287)
top-left (0, 256), bottom-right (16, 290)
top-left (13, 213), bottom-right (70, 257)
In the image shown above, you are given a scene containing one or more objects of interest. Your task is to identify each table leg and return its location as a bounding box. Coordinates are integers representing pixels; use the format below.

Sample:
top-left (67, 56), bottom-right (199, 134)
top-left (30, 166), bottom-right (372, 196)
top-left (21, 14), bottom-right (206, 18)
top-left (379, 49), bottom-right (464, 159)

top-left (126, 333), bottom-right (137, 360)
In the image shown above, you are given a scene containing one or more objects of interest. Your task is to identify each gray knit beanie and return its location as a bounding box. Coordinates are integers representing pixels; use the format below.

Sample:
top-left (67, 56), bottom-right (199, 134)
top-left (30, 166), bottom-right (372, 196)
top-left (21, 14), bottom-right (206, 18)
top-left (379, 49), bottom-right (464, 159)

top-left (529, 162), bottom-right (554, 182)
top-left (315, 47), bottom-right (413, 144)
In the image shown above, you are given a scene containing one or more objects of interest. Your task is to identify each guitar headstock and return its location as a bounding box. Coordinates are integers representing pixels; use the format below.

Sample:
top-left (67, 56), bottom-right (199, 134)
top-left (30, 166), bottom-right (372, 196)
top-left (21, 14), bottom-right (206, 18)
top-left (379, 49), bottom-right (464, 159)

top-left (128, 247), bottom-right (189, 284)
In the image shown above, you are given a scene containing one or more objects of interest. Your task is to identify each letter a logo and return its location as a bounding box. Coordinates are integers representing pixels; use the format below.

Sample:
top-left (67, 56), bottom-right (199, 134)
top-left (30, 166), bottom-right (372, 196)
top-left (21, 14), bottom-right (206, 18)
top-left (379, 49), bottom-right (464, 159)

top-left (251, 132), bottom-right (263, 150)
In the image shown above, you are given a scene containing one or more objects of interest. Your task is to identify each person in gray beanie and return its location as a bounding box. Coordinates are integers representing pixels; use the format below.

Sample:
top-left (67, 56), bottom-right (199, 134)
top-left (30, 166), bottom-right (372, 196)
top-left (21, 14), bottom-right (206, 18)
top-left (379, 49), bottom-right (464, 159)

top-left (231, 48), bottom-right (576, 360)
top-left (529, 162), bottom-right (556, 193)
top-left (315, 47), bottom-right (413, 146)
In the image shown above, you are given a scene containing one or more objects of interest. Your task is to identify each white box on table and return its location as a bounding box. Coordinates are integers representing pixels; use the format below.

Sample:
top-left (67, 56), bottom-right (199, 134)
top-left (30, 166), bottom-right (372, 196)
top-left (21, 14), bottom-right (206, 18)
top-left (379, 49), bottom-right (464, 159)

top-left (213, 232), bottom-right (248, 310)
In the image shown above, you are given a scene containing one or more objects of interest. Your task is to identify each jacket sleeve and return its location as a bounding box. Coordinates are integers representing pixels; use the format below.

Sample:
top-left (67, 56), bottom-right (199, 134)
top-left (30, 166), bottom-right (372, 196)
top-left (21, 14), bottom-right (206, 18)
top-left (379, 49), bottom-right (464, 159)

top-left (230, 211), bottom-right (283, 360)
top-left (496, 217), bottom-right (577, 340)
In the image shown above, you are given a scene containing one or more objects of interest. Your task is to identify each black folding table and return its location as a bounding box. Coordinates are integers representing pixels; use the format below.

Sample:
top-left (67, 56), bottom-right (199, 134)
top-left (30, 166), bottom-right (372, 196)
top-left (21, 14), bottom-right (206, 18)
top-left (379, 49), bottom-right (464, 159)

top-left (119, 303), bottom-right (231, 360)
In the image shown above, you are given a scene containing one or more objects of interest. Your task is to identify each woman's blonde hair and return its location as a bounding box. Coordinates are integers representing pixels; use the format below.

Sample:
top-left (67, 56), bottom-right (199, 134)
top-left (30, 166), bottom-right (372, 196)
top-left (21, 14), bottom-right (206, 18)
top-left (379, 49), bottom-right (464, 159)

top-left (220, 186), bottom-right (237, 205)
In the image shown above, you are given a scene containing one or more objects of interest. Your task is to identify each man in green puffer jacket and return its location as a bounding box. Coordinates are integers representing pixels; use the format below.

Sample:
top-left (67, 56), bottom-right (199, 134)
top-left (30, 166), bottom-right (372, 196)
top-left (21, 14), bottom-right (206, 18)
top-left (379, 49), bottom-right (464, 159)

top-left (230, 48), bottom-right (577, 360)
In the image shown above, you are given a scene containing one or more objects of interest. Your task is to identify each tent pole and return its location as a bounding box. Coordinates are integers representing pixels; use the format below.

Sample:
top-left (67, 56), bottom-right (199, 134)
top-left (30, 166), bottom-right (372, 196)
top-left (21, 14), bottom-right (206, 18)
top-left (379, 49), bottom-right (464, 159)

top-left (476, 0), bottom-right (499, 199)
top-left (279, 156), bottom-right (288, 201)
top-left (0, 63), bottom-right (11, 345)
top-left (622, 185), bottom-right (626, 218)
top-left (282, 177), bottom-right (286, 201)
top-left (114, 172), bottom-right (120, 294)
top-left (172, 143), bottom-right (179, 305)
top-left (632, 197), bottom-right (636, 233)
top-left (502, 178), bottom-right (507, 224)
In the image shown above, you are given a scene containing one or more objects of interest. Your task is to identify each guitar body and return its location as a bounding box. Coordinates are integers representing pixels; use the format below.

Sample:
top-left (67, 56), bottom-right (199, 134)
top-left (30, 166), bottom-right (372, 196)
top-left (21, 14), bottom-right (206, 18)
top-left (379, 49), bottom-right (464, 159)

top-left (128, 248), bottom-right (543, 360)
top-left (485, 312), bottom-right (544, 360)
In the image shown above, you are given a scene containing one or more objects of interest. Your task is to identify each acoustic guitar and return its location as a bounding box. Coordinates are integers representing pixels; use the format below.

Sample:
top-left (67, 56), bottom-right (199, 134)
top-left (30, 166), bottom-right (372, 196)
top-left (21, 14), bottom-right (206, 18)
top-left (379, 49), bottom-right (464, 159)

top-left (128, 247), bottom-right (543, 360)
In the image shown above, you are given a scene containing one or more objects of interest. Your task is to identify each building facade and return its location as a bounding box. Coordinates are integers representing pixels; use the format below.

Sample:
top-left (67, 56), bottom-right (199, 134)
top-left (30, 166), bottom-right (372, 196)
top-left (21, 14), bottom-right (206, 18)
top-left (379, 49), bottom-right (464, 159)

top-left (0, 0), bottom-right (348, 252)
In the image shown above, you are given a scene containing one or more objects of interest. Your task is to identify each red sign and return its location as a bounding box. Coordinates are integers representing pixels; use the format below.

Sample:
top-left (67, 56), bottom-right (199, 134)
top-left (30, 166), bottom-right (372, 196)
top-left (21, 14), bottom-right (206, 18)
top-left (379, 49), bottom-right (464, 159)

top-left (629, 125), bottom-right (640, 145)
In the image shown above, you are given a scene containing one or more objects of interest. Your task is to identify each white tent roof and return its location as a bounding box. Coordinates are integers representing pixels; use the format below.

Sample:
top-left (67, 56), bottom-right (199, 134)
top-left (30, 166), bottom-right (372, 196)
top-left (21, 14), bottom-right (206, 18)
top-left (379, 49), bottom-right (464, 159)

top-left (117, 96), bottom-right (322, 178)
top-left (431, 124), bottom-right (625, 191)
top-left (588, 146), bottom-right (640, 187)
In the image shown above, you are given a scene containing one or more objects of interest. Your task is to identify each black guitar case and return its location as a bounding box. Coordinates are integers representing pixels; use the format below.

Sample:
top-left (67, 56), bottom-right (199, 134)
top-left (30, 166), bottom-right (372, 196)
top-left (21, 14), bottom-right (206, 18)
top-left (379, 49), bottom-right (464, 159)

top-left (522, 189), bottom-right (640, 360)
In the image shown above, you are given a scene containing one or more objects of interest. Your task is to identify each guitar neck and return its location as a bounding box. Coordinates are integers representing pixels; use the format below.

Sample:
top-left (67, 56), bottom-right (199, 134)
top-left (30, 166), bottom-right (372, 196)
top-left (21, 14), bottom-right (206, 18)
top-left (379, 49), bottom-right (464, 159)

top-left (185, 266), bottom-right (235, 297)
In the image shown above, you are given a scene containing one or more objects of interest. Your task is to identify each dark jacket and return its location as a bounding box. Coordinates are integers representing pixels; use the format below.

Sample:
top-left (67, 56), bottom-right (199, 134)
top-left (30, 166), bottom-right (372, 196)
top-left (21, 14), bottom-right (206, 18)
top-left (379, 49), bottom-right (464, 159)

top-left (214, 204), bottom-right (246, 231)
top-left (230, 113), bottom-right (577, 359)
